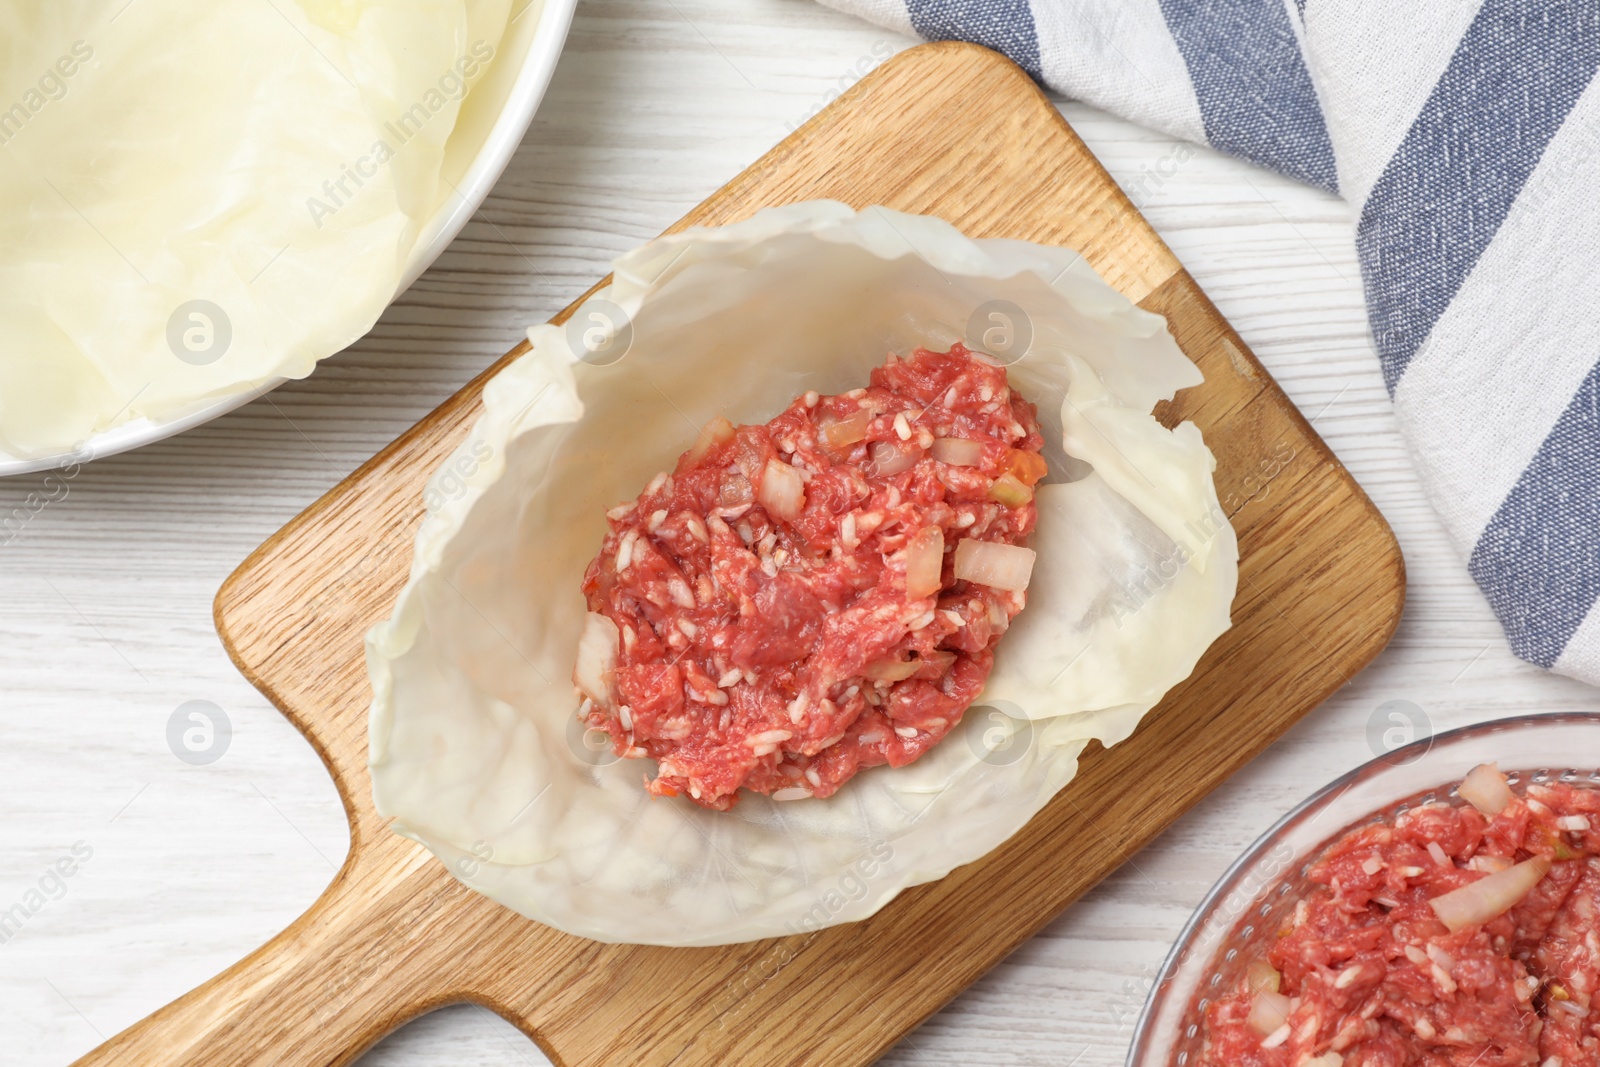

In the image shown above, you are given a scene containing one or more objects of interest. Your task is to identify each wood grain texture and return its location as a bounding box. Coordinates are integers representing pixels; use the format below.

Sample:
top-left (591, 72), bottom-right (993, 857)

top-left (66, 42), bottom-right (1403, 1067)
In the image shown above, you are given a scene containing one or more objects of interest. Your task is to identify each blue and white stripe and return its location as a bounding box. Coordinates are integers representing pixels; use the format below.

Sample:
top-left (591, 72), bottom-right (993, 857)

top-left (818, 0), bottom-right (1600, 686)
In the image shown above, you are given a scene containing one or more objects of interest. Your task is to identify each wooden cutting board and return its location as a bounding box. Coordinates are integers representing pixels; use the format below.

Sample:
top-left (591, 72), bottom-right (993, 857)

top-left (73, 41), bottom-right (1404, 1067)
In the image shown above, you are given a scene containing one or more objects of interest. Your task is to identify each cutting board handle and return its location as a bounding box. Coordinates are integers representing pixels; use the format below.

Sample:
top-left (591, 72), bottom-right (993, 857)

top-left (71, 845), bottom-right (464, 1067)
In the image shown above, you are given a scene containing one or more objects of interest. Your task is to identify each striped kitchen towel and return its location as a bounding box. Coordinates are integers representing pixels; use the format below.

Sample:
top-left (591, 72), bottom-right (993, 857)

top-left (820, 0), bottom-right (1600, 686)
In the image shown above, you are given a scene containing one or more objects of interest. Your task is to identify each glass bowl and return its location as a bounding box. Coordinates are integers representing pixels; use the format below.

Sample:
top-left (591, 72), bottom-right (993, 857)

top-left (1124, 713), bottom-right (1600, 1067)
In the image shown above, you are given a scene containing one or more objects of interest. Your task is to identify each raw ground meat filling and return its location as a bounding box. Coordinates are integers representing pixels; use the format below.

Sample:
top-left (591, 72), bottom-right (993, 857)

top-left (1201, 775), bottom-right (1600, 1067)
top-left (577, 343), bottom-right (1046, 810)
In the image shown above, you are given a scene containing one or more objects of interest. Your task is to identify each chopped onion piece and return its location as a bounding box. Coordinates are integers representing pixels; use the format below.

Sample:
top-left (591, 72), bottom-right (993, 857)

top-left (686, 416), bottom-right (736, 465)
top-left (954, 539), bottom-right (1036, 592)
top-left (905, 526), bottom-right (945, 599)
top-left (1248, 990), bottom-right (1292, 1036)
top-left (819, 409), bottom-right (872, 451)
top-left (864, 658), bottom-right (921, 682)
top-left (1459, 763), bottom-right (1515, 817)
top-left (758, 458), bottom-right (806, 522)
top-left (573, 612), bottom-right (620, 706)
top-left (869, 439), bottom-right (918, 476)
top-left (1245, 958), bottom-right (1281, 995)
top-left (988, 472), bottom-right (1033, 507)
top-left (1429, 856), bottom-right (1551, 932)
top-left (931, 437), bottom-right (985, 466)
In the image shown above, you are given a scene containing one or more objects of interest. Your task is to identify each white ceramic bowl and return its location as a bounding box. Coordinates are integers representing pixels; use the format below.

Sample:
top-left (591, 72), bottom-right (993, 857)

top-left (0, 0), bottom-right (578, 479)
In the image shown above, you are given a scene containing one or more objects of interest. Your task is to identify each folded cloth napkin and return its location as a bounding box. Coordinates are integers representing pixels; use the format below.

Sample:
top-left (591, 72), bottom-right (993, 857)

top-left (820, 0), bottom-right (1600, 685)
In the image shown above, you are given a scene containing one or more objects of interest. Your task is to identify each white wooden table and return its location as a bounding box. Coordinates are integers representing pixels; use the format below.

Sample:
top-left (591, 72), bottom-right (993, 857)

top-left (3, 2), bottom-right (1595, 1064)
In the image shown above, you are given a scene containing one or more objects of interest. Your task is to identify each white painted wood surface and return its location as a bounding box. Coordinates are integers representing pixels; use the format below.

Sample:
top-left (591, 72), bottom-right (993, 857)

top-left (2, 1), bottom-right (1595, 1064)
